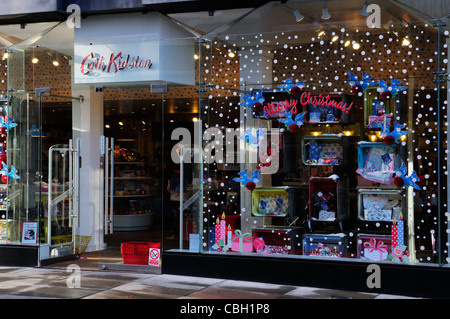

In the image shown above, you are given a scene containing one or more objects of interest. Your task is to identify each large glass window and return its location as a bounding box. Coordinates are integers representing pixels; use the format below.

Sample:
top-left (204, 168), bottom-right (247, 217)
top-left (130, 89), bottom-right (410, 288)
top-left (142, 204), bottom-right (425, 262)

top-left (181, 1), bottom-right (450, 266)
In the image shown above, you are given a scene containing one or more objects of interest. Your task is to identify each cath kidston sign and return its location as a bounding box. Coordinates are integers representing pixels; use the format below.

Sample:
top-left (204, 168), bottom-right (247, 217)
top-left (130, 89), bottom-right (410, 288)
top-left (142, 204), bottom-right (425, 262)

top-left (74, 42), bottom-right (159, 84)
top-left (80, 51), bottom-right (153, 76)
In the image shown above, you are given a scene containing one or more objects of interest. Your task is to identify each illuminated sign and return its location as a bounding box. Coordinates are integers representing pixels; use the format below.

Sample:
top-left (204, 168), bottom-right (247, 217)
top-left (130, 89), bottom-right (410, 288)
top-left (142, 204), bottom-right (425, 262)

top-left (80, 52), bottom-right (153, 76)
top-left (300, 92), bottom-right (354, 114)
top-left (262, 92), bottom-right (353, 118)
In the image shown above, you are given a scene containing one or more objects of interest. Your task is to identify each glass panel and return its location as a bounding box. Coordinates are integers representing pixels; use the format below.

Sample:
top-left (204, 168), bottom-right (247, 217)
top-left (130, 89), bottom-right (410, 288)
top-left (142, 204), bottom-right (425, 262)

top-left (195, 1), bottom-right (447, 266)
top-left (4, 21), bottom-right (76, 264)
top-left (444, 19), bottom-right (450, 265)
top-left (4, 92), bottom-right (41, 245)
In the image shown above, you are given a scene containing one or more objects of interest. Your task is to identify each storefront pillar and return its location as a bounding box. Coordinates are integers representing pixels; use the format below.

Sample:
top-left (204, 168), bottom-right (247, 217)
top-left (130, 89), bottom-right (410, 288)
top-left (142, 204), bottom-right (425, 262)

top-left (447, 36), bottom-right (450, 264)
top-left (239, 48), bottom-right (273, 234)
top-left (71, 84), bottom-right (105, 252)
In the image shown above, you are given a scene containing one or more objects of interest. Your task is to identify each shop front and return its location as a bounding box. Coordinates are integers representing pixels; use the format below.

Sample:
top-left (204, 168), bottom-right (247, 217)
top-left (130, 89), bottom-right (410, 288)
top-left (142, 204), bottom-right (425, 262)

top-left (0, 11), bottom-right (202, 267)
top-left (0, 0), bottom-right (449, 297)
top-left (159, 1), bottom-right (450, 297)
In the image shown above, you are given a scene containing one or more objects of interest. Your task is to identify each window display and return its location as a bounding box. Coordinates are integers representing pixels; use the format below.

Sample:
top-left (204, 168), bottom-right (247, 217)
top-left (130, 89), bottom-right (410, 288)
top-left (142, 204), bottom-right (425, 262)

top-left (190, 2), bottom-right (449, 267)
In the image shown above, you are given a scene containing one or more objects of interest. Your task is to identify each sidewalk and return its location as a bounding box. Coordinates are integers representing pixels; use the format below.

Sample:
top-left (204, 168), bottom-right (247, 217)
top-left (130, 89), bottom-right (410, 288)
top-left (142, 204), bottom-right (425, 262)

top-left (0, 260), bottom-right (421, 299)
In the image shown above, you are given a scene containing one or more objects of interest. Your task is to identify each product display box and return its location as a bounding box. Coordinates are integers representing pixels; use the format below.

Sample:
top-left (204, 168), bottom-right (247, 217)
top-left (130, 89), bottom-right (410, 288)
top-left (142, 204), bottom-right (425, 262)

top-left (356, 142), bottom-right (401, 185)
top-left (302, 233), bottom-right (348, 258)
top-left (301, 135), bottom-right (343, 166)
top-left (356, 234), bottom-right (392, 262)
top-left (363, 86), bottom-right (396, 129)
top-left (251, 187), bottom-right (290, 217)
top-left (309, 176), bottom-right (342, 225)
top-left (357, 189), bottom-right (404, 222)
top-left (252, 227), bottom-right (303, 254)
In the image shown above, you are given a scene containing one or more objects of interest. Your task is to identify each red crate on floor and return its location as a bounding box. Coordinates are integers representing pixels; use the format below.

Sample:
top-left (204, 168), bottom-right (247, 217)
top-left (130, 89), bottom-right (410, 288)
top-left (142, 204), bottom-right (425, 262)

top-left (121, 242), bottom-right (160, 265)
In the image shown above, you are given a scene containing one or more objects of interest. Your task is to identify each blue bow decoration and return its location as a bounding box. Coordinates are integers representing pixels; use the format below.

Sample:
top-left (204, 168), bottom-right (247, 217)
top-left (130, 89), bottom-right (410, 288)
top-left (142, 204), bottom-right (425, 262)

top-left (377, 78), bottom-right (408, 97)
top-left (380, 122), bottom-right (410, 145)
top-left (277, 111), bottom-right (306, 132)
top-left (394, 163), bottom-right (420, 190)
top-left (348, 72), bottom-right (378, 93)
top-left (277, 78), bottom-right (305, 91)
top-left (240, 90), bottom-right (265, 108)
top-left (0, 162), bottom-right (19, 180)
top-left (0, 117), bottom-right (17, 130)
top-left (238, 128), bottom-right (264, 148)
top-left (233, 169), bottom-right (260, 190)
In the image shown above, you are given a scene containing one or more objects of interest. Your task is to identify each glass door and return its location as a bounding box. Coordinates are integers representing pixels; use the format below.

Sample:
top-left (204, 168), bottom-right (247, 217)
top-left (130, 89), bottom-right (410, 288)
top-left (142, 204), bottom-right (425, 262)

top-left (37, 92), bottom-right (80, 261)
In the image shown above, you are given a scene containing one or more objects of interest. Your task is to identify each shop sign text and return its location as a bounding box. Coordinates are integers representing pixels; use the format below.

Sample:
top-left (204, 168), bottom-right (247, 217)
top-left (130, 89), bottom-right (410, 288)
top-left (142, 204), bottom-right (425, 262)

top-left (80, 52), bottom-right (153, 76)
top-left (263, 92), bottom-right (354, 117)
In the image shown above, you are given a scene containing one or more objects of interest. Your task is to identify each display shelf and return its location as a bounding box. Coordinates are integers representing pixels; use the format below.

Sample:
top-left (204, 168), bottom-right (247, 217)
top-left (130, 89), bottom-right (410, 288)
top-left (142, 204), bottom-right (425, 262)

top-left (309, 176), bottom-right (342, 225)
top-left (302, 233), bottom-right (349, 258)
top-left (113, 213), bottom-right (153, 231)
top-left (301, 134), bottom-right (343, 166)
top-left (356, 142), bottom-right (401, 187)
top-left (251, 187), bottom-right (289, 217)
top-left (252, 227), bottom-right (304, 254)
top-left (357, 188), bottom-right (404, 223)
top-left (363, 86), bottom-right (396, 130)
top-left (111, 156), bottom-right (154, 230)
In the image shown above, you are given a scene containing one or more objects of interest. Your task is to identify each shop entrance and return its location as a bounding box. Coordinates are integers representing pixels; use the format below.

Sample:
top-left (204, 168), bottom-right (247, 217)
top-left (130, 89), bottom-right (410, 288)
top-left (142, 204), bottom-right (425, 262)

top-left (98, 86), bottom-right (200, 270)
top-left (2, 89), bottom-right (82, 265)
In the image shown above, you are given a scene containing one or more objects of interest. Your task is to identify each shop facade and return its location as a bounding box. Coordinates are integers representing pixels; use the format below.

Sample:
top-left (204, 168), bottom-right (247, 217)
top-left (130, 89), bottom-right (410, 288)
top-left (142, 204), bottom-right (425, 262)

top-left (0, 0), bottom-right (449, 297)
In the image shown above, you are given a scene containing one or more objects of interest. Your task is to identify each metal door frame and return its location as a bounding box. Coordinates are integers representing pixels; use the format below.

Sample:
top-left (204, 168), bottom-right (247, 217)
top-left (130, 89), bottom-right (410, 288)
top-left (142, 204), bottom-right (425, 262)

top-left (47, 138), bottom-right (80, 251)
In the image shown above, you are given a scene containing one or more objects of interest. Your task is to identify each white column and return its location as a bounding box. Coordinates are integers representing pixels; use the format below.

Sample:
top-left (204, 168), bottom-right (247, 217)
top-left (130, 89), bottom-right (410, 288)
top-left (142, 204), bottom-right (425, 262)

top-left (239, 46), bottom-right (274, 234)
top-left (446, 37), bottom-right (450, 264)
top-left (71, 84), bottom-right (105, 252)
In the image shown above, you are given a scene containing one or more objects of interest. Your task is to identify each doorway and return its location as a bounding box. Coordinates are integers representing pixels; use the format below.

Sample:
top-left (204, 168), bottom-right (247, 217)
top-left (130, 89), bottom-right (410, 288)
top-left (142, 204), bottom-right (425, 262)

top-left (100, 86), bottom-right (199, 269)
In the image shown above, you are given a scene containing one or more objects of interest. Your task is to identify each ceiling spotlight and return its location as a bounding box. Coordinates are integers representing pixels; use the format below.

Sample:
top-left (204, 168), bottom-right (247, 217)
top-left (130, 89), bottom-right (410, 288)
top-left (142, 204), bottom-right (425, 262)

top-left (52, 60), bottom-right (59, 66)
top-left (228, 51), bottom-right (236, 58)
top-left (352, 41), bottom-right (361, 50)
top-left (293, 9), bottom-right (304, 22)
top-left (402, 36), bottom-right (411, 46)
top-left (318, 30), bottom-right (326, 37)
top-left (332, 35), bottom-right (339, 42)
top-left (321, 0), bottom-right (331, 20)
top-left (360, 0), bottom-right (369, 16)
top-left (344, 39), bottom-right (351, 47)
top-left (32, 57), bottom-right (38, 64)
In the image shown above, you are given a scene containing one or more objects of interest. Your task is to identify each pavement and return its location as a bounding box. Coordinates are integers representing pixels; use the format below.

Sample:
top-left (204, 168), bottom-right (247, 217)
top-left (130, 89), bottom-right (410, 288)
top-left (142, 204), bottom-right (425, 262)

top-left (0, 258), bottom-right (421, 300)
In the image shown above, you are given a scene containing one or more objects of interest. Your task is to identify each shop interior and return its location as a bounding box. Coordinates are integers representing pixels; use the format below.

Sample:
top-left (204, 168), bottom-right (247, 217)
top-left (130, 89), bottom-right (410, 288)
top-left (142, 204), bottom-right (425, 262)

top-left (101, 87), bottom-right (200, 255)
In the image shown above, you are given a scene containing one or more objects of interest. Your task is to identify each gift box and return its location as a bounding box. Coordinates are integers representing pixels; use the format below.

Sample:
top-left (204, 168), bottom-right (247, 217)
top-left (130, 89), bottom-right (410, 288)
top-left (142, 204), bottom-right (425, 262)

top-left (318, 210), bottom-right (335, 221)
top-left (367, 115), bottom-right (393, 129)
top-left (357, 189), bottom-right (403, 223)
top-left (364, 208), bottom-right (392, 221)
top-left (357, 234), bottom-right (391, 261)
top-left (231, 230), bottom-right (253, 252)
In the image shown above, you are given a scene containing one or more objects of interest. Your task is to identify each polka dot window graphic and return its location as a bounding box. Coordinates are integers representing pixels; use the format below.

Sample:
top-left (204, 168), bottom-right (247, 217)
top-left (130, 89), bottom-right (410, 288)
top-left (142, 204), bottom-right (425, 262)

top-left (189, 4), bottom-right (450, 267)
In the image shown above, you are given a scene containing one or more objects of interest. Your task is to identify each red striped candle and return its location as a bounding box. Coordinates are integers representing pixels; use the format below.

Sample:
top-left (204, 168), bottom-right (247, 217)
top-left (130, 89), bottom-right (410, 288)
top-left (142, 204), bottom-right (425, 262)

top-left (391, 221), bottom-right (398, 248)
